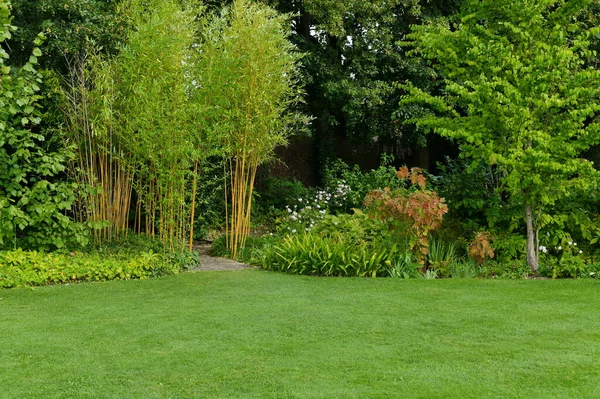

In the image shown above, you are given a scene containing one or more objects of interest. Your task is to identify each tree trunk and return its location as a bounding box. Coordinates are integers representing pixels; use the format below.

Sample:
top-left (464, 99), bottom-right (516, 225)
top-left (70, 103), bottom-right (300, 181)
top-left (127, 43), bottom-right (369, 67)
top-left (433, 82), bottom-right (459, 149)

top-left (525, 204), bottom-right (538, 272)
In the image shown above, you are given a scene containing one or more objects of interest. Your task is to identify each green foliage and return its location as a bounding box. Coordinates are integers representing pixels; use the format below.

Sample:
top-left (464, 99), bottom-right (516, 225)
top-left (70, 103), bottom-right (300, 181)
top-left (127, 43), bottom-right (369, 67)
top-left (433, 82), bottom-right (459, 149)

top-left (428, 239), bottom-right (458, 270)
top-left (256, 177), bottom-right (311, 211)
top-left (8, 0), bottom-right (126, 72)
top-left (268, 0), bottom-right (462, 173)
top-left (0, 247), bottom-right (187, 288)
top-left (196, 0), bottom-right (310, 257)
top-left (0, 2), bottom-right (85, 251)
top-left (402, 0), bottom-right (600, 269)
top-left (479, 260), bottom-right (532, 280)
top-left (259, 232), bottom-right (399, 277)
top-left (210, 234), bottom-right (276, 264)
top-left (387, 253), bottom-right (420, 278)
top-left (436, 157), bottom-right (509, 232)
top-left (440, 259), bottom-right (480, 279)
top-left (322, 155), bottom-right (403, 211)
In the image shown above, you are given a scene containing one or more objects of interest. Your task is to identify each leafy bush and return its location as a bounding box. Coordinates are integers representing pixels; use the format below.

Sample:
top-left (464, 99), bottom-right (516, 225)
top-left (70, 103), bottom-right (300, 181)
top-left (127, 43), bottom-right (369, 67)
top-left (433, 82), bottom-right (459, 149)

top-left (322, 155), bottom-right (403, 212)
top-left (468, 232), bottom-right (495, 265)
top-left (0, 248), bottom-right (191, 288)
top-left (258, 232), bottom-right (399, 277)
top-left (0, 7), bottom-right (86, 251)
top-left (255, 176), bottom-right (311, 211)
top-left (365, 166), bottom-right (448, 264)
top-left (479, 260), bottom-right (531, 279)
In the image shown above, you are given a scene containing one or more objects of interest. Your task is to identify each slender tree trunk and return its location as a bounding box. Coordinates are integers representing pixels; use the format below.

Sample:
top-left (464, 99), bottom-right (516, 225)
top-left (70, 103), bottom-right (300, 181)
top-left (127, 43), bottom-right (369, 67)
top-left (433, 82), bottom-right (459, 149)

top-left (525, 204), bottom-right (538, 272)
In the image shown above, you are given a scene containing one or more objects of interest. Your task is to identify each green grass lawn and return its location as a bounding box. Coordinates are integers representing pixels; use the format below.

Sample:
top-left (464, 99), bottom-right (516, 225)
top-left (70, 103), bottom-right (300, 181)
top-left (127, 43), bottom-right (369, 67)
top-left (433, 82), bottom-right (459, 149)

top-left (1, 270), bottom-right (599, 398)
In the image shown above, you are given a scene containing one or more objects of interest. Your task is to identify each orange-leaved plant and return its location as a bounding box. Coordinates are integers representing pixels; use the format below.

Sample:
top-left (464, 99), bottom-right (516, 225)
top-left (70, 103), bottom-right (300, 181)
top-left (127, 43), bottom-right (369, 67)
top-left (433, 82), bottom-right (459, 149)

top-left (364, 167), bottom-right (448, 265)
top-left (468, 232), bottom-right (494, 265)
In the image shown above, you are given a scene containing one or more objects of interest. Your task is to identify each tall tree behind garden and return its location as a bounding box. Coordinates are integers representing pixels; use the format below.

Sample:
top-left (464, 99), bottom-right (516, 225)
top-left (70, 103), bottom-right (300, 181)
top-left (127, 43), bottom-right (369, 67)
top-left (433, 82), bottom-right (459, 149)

top-left (8, 0), bottom-right (125, 72)
top-left (401, 0), bottom-right (600, 271)
top-left (262, 0), bottom-right (462, 176)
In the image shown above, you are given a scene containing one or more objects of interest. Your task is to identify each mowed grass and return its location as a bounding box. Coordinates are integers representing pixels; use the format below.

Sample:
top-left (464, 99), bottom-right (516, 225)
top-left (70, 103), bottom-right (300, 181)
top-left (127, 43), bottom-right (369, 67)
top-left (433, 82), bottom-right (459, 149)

top-left (1, 270), bottom-right (599, 399)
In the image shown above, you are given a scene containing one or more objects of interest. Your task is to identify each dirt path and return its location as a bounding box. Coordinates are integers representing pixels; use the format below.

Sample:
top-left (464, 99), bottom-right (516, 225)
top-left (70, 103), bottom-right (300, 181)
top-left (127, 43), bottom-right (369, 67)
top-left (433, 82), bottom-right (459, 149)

top-left (188, 243), bottom-right (253, 271)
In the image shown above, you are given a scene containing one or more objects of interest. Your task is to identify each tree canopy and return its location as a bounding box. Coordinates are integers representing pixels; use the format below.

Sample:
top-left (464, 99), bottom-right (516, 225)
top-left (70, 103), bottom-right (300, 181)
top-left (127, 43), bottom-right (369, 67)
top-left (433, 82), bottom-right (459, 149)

top-left (402, 0), bottom-right (600, 270)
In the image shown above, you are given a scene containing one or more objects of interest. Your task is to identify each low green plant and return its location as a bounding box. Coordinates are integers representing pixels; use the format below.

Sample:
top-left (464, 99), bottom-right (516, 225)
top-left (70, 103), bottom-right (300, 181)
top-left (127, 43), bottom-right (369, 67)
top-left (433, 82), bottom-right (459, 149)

top-left (479, 260), bottom-right (531, 279)
top-left (259, 232), bottom-right (398, 277)
top-left (442, 259), bottom-right (480, 279)
top-left (428, 239), bottom-right (457, 271)
top-left (421, 269), bottom-right (439, 279)
top-left (210, 234), bottom-right (276, 264)
top-left (386, 253), bottom-right (420, 279)
top-left (0, 248), bottom-right (189, 288)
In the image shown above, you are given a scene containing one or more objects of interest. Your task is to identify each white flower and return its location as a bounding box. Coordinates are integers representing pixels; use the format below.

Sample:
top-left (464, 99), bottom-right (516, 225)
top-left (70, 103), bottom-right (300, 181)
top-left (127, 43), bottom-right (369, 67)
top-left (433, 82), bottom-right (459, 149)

top-left (591, 272), bottom-right (596, 276)
top-left (292, 229), bottom-right (297, 233)
top-left (316, 204), bottom-right (320, 209)
top-left (557, 246), bottom-right (562, 250)
top-left (574, 243), bottom-right (578, 246)
top-left (298, 198), bottom-right (303, 202)
top-left (568, 241), bottom-right (573, 245)
top-left (287, 207), bottom-right (292, 213)
top-left (305, 228), bottom-right (309, 231)
top-left (579, 250), bottom-right (583, 254)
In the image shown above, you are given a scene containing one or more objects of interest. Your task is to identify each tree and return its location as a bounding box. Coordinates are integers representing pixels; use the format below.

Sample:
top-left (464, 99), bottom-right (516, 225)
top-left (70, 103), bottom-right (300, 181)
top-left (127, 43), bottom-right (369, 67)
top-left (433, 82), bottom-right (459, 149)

top-left (8, 0), bottom-right (125, 72)
top-left (401, 0), bottom-right (600, 271)
top-left (196, 0), bottom-right (309, 258)
top-left (265, 0), bottom-right (462, 175)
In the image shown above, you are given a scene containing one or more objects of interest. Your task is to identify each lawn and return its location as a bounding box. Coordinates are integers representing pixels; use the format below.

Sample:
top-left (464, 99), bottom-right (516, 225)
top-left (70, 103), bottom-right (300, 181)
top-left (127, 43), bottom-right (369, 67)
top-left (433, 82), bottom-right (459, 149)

top-left (1, 270), bottom-right (599, 399)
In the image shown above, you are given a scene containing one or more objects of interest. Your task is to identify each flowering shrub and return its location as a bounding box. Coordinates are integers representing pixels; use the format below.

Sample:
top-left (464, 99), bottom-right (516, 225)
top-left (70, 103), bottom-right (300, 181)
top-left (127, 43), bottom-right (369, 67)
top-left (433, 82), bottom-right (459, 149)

top-left (280, 181), bottom-right (351, 233)
top-left (365, 167), bottom-right (448, 264)
top-left (537, 238), bottom-right (595, 279)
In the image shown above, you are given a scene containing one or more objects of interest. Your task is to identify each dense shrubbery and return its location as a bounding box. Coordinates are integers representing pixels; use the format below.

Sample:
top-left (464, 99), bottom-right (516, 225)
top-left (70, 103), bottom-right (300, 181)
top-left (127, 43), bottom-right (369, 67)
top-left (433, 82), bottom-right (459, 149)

top-left (0, 247), bottom-right (194, 288)
top-left (235, 159), bottom-right (600, 280)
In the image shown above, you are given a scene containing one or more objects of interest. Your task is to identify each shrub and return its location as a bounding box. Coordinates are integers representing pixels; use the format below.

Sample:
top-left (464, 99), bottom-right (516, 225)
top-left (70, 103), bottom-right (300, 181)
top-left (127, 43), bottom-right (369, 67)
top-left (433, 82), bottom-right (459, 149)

top-left (258, 232), bottom-right (399, 277)
top-left (322, 155), bottom-right (404, 212)
top-left (0, 248), bottom-right (192, 288)
top-left (365, 166), bottom-right (448, 264)
top-left (255, 176), bottom-right (311, 211)
top-left (468, 232), bottom-right (495, 265)
top-left (479, 260), bottom-right (531, 279)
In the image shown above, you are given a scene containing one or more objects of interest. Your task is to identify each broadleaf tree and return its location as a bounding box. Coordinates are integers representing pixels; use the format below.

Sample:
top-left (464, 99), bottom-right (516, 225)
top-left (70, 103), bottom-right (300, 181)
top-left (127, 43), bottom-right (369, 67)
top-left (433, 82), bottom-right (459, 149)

top-left (401, 0), bottom-right (600, 271)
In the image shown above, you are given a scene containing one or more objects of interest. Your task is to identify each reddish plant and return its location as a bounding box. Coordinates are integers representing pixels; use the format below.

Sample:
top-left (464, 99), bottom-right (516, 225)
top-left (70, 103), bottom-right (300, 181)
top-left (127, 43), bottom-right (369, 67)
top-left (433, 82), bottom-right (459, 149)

top-left (365, 167), bottom-right (448, 264)
top-left (468, 232), bottom-right (495, 264)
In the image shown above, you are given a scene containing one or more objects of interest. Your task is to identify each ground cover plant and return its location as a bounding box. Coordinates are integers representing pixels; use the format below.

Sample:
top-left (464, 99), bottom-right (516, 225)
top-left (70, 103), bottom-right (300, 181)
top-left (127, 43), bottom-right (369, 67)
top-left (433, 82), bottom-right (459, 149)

top-left (1, 271), bottom-right (600, 398)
